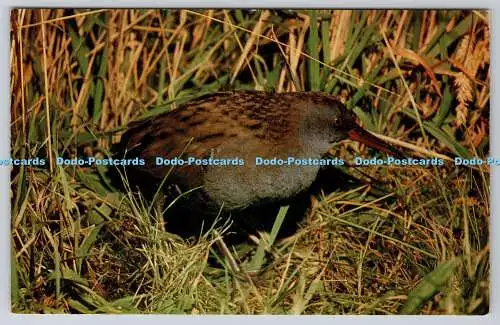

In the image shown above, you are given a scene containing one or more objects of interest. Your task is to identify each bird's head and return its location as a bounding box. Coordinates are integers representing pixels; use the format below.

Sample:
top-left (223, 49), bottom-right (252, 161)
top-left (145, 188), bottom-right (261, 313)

top-left (300, 95), bottom-right (403, 158)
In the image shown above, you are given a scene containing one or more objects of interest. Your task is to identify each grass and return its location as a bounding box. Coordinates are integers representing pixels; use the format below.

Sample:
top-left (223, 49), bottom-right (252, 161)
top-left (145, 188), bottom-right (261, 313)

top-left (10, 9), bottom-right (489, 314)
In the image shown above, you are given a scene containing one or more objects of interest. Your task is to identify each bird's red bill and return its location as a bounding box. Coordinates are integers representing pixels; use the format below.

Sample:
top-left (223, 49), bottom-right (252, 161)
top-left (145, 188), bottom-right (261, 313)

top-left (347, 127), bottom-right (403, 158)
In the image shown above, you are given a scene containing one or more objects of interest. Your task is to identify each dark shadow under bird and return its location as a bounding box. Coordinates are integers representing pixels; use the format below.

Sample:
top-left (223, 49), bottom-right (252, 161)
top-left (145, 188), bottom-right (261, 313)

top-left (110, 91), bottom-right (402, 241)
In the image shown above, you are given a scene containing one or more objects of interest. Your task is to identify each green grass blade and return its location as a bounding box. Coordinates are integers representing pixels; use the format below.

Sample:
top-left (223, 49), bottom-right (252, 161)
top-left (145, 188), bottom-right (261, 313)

top-left (400, 258), bottom-right (460, 314)
top-left (401, 108), bottom-right (472, 158)
top-left (426, 14), bottom-right (474, 57)
top-left (307, 10), bottom-right (320, 91)
top-left (247, 205), bottom-right (289, 272)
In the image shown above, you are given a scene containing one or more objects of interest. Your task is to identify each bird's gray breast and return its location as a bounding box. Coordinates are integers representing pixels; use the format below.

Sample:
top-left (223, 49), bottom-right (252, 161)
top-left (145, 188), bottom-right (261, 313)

top-left (203, 160), bottom-right (320, 210)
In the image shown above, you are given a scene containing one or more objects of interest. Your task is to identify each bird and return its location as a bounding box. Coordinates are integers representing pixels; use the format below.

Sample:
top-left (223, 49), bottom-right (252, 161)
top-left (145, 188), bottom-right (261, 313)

top-left (111, 91), bottom-right (402, 240)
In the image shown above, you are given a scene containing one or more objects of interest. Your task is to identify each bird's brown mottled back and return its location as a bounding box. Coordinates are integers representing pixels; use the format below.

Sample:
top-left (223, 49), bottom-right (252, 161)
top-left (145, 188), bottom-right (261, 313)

top-left (117, 91), bottom-right (309, 183)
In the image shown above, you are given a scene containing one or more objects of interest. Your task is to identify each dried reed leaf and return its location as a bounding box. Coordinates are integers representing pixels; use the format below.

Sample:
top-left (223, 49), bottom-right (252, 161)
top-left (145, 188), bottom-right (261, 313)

top-left (230, 10), bottom-right (271, 84)
top-left (396, 47), bottom-right (442, 96)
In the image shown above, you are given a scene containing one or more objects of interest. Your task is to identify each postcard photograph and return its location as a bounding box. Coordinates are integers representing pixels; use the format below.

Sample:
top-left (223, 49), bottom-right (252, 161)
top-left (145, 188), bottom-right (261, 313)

top-left (9, 9), bottom-right (490, 315)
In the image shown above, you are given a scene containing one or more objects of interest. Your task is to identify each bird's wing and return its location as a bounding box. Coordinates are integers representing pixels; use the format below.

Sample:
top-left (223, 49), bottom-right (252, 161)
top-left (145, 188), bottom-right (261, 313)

top-left (115, 92), bottom-right (301, 191)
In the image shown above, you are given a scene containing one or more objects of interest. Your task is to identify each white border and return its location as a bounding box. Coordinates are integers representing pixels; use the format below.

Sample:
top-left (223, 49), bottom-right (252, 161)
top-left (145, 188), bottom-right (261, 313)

top-left (1, 2), bottom-right (497, 324)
